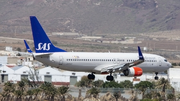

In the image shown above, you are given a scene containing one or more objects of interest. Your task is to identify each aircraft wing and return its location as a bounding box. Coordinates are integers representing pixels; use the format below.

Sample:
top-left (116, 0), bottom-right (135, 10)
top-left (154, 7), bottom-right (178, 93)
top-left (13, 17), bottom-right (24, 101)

top-left (94, 46), bottom-right (144, 73)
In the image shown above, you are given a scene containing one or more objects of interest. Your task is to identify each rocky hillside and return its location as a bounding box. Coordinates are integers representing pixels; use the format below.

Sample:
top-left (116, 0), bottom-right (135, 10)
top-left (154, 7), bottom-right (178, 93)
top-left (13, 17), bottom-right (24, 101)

top-left (0, 0), bottom-right (180, 35)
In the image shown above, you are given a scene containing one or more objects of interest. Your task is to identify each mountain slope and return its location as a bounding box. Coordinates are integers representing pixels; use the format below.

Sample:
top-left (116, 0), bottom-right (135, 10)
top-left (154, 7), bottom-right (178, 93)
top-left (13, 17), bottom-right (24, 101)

top-left (0, 0), bottom-right (180, 35)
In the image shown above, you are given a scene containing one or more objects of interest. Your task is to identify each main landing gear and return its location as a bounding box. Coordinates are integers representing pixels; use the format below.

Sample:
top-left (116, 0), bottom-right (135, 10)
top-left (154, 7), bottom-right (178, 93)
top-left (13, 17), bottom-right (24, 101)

top-left (154, 72), bottom-right (159, 80)
top-left (87, 73), bottom-right (95, 80)
top-left (106, 73), bottom-right (114, 81)
top-left (87, 72), bottom-right (114, 81)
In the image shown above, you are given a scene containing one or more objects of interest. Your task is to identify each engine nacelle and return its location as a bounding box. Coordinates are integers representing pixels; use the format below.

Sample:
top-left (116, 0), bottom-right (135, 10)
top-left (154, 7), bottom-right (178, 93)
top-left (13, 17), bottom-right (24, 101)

top-left (123, 67), bottom-right (143, 77)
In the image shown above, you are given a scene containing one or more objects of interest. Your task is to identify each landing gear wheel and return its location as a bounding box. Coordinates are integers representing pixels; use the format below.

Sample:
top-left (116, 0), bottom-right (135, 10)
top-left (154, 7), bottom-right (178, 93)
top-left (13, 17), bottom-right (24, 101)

top-left (106, 75), bottom-right (114, 81)
top-left (154, 72), bottom-right (159, 80)
top-left (106, 72), bottom-right (114, 81)
top-left (87, 74), bottom-right (95, 80)
top-left (154, 76), bottom-right (159, 80)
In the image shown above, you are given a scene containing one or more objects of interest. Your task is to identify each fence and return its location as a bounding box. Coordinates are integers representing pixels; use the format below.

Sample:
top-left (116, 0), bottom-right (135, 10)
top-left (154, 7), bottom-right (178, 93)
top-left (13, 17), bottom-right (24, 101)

top-left (68, 87), bottom-right (174, 99)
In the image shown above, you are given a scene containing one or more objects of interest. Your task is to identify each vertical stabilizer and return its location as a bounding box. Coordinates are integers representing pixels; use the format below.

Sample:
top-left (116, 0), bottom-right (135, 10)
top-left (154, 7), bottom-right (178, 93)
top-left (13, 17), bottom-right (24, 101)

top-left (30, 16), bottom-right (66, 53)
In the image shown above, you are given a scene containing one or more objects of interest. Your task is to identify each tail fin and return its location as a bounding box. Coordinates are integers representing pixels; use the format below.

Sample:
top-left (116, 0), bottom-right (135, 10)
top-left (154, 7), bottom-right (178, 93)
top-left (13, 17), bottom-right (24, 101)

top-left (30, 16), bottom-right (66, 53)
top-left (24, 40), bottom-right (33, 53)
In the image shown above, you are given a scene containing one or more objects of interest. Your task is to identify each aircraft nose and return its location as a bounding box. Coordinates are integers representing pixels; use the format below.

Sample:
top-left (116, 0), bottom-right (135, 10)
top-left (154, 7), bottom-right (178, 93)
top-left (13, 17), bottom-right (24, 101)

top-left (167, 62), bottom-right (172, 68)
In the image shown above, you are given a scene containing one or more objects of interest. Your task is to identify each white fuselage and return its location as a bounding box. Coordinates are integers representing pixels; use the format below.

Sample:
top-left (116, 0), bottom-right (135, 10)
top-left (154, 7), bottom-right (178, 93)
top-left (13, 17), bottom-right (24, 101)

top-left (34, 52), bottom-right (171, 74)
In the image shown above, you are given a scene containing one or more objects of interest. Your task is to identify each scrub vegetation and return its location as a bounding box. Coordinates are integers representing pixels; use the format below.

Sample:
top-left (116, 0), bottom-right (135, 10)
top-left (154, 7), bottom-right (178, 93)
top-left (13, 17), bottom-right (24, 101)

top-left (0, 77), bottom-right (176, 101)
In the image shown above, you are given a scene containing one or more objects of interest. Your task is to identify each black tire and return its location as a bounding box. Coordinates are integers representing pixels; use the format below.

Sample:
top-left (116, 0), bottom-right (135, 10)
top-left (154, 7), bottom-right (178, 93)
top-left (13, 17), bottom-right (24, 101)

top-left (91, 74), bottom-right (95, 80)
top-left (154, 76), bottom-right (159, 80)
top-left (87, 74), bottom-right (95, 80)
top-left (88, 74), bottom-right (91, 79)
top-left (106, 75), bottom-right (114, 81)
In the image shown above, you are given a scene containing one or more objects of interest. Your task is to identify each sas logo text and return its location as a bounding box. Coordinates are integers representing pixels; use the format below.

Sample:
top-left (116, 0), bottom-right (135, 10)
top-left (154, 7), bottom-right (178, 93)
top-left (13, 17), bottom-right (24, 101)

top-left (36, 43), bottom-right (51, 51)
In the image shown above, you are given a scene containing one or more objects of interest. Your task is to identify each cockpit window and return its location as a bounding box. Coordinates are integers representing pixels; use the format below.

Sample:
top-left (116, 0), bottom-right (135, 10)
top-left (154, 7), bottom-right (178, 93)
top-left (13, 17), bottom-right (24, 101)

top-left (164, 59), bottom-right (167, 62)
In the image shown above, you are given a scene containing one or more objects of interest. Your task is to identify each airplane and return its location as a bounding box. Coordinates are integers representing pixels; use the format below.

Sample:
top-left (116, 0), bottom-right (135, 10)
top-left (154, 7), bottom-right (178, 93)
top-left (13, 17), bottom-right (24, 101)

top-left (24, 16), bottom-right (172, 81)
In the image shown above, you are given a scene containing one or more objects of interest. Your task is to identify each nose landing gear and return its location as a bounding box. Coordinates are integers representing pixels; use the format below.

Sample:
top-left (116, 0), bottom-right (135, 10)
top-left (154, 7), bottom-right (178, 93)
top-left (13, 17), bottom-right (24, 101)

top-left (154, 72), bottom-right (159, 80)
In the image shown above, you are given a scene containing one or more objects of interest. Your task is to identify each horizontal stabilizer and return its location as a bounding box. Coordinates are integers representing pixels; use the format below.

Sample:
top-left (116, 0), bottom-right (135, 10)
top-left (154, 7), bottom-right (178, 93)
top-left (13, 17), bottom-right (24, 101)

top-left (24, 40), bottom-right (33, 53)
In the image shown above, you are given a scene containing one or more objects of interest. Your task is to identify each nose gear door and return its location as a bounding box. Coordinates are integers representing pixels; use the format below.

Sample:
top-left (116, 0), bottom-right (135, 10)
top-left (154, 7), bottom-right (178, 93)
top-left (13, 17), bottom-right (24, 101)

top-left (158, 57), bottom-right (162, 66)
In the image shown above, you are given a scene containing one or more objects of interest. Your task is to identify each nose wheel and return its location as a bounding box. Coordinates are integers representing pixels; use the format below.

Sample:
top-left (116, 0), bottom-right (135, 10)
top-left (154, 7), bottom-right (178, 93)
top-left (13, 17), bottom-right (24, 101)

top-left (154, 72), bottom-right (159, 80)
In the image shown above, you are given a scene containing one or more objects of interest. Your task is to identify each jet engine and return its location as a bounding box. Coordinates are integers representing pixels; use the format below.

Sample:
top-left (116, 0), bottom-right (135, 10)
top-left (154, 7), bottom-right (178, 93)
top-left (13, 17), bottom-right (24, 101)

top-left (123, 67), bottom-right (143, 77)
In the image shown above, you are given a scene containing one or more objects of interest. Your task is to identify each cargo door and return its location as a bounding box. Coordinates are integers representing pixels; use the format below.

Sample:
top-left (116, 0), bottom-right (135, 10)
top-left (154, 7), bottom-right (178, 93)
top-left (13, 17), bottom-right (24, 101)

top-left (59, 56), bottom-right (63, 65)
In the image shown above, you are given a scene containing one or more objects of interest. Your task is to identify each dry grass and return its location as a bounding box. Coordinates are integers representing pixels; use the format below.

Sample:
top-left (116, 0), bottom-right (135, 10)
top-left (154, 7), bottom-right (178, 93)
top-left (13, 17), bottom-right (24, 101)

top-left (1, 30), bottom-right (180, 62)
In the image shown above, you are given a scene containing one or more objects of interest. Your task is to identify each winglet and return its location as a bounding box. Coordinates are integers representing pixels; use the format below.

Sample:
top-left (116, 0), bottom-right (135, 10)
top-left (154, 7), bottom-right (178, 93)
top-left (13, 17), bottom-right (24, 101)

top-left (24, 40), bottom-right (33, 53)
top-left (138, 46), bottom-right (144, 60)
